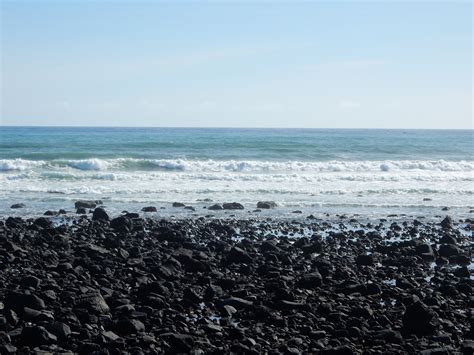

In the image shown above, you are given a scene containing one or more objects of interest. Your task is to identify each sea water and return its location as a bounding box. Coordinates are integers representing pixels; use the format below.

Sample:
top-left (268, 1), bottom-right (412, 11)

top-left (1, 127), bottom-right (472, 219)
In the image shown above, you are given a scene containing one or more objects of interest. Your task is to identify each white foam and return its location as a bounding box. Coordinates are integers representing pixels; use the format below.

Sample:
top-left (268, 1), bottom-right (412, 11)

top-left (0, 158), bottom-right (473, 173)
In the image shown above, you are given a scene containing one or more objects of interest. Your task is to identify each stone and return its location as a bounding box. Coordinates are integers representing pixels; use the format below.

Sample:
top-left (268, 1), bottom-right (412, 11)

top-left (257, 201), bottom-right (277, 209)
top-left (75, 200), bottom-right (101, 209)
top-left (402, 301), bottom-right (438, 336)
top-left (110, 216), bottom-right (133, 232)
top-left (92, 207), bottom-right (109, 221)
top-left (226, 247), bottom-right (253, 264)
top-left (222, 202), bottom-right (244, 210)
top-left (439, 244), bottom-right (460, 257)
top-left (10, 203), bottom-right (25, 209)
top-left (20, 326), bottom-right (57, 346)
top-left (440, 216), bottom-right (453, 229)
top-left (141, 206), bottom-right (157, 212)
top-left (115, 319), bottom-right (145, 334)
top-left (208, 204), bottom-right (223, 210)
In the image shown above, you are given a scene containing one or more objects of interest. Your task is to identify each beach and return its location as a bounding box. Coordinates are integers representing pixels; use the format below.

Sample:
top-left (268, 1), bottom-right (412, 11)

top-left (1, 127), bottom-right (473, 353)
top-left (0, 206), bottom-right (472, 353)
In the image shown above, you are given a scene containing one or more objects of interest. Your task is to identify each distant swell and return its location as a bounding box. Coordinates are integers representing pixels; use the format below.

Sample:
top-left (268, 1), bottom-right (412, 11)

top-left (0, 158), bottom-right (473, 173)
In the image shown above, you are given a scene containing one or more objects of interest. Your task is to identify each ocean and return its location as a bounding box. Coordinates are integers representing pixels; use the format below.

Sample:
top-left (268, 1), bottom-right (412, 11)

top-left (1, 127), bottom-right (473, 219)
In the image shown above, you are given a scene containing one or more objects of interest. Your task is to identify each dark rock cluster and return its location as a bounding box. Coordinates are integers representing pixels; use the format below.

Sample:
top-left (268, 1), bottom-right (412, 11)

top-left (0, 212), bottom-right (472, 354)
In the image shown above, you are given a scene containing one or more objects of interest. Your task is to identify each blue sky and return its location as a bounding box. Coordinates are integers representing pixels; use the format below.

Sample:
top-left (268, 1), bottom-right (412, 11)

top-left (1, 1), bottom-right (472, 128)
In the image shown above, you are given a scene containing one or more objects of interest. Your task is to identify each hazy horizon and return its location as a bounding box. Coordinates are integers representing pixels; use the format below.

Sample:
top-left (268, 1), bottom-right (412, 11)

top-left (1, 1), bottom-right (472, 129)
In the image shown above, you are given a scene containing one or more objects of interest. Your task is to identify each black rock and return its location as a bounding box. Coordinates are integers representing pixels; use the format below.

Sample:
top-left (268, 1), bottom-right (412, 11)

top-left (5, 291), bottom-right (45, 313)
top-left (439, 244), bottom-right (460, 257)
top-left (20, 326), bottom-right (57, 346)
top-left (440, 216), bottom-right (453, 229)
top-left (92, 207), bottom-right (110, 221)
top-left (20, 275), bottom-right (41, 289)
top-left (45, 321), bottom-right (71, 340)
top-left (227, 247), bottom-right (253, 264)
top-left (223, 202), bottom-right (244, 210)
top-left (402, 301), bottom-right (439, 336)
top-left (440, 234), bottom-right (456, 244)
top-left (10, 203), bottom-right (25, 209)
top-left (297, 272), bottom-right (323, 289)
top-left (356, 254), bottom-right (374, 266)
top-left (141, 206), bottom-right (157, 212)
top-left (257, 201), bottom-right (277, 209)
top-left (110, 215), bottom-right (133, 232)
top-left (75, 291), bottom-right (110, 314)
top-left (172, 202), bottom-right (186, 207)
top-left (34, 217), bottom-right (53, 229)
top-left (115, 319), bottom-right (145, 335)
top-left (76, 207), bottom-right (87, 214)
top-left (75, 200), bottom-right (101, 209)
top-left (160, 333), bottom-right (194, 353)
top-left (208, 204), bottom-right (223, 210)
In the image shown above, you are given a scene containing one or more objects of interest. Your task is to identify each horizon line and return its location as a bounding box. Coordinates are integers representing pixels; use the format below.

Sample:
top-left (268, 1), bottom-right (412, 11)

top-left (1, 125), bottom-right (472, 131)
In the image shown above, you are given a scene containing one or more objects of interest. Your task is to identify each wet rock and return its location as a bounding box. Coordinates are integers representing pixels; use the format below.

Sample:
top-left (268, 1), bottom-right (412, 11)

top-left (110, 215), bottom-right (133, 232)
top-left (34, 217), bottom-right (53, 229)
top-left (223, 202), bottom-right (244, 210)
top-left (10, 203), bottom-right (25, 209)
top-left (172, 202), bottom-right (186, 207)
top-left (208, 204), bottom-right (223, 210)
top-left (439, 244), bottom-right (461, 257)
top-left (257, 201), bottom-right (277, 209)
top-left (75, 200), bottom-right (101, 209)
top-left (92, 207), bottom-right (109, 221)
top-left (141, 206), bottom-right (157, 212)
top-left (76, 207), bottom-right (87, 214)
top-left (440, 216), bottom-right (453, 229)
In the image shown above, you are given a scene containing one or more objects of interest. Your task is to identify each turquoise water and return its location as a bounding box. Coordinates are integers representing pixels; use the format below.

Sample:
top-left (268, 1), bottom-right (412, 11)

top-left (1, 127), bottom-right (473, 218)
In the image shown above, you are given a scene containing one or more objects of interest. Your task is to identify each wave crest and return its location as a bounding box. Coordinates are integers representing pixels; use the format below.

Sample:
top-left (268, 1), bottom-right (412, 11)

top-left (0, 158), bottom-right (473, 173)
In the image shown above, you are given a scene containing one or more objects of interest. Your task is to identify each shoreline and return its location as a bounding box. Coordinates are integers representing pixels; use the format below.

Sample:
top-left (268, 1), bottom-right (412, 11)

top-left (0, 209), bottom-right (472, 353)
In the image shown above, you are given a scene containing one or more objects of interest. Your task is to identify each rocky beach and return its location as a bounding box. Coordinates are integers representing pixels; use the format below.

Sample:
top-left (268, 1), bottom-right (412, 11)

top-left (0, 203), bottom-right (472, 354)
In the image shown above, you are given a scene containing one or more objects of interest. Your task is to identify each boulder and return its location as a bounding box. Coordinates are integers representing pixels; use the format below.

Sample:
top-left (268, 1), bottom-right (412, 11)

top-left (75, 200), bottom-right (101, 209)
top-left (141, 206), bottom-right (157, 212)
top-left (402, 301), bottom-right (439, 335)
top-left (10, 203), bottom-right (25, 209)
top-left (440, 216), bottom-right (453, 229)
top-left (110, 216), bottom-right (133, 232)
top-left (226, 247), bottom-right (253, 264)
top-left (208, 204), bottom-right (223, 210)
top-left (92, 207), bottom-right (109, 221)
top-left (439, 244), bottom-right (461, 258)
top-left (257, 201), bottom-right (277, 209)
top-left (223, 202), bottom-right (244, 210)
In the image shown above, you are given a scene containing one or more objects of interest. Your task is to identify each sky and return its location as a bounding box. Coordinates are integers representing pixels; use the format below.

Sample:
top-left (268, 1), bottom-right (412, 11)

top-left (0, 1), bottom-right (472, 128)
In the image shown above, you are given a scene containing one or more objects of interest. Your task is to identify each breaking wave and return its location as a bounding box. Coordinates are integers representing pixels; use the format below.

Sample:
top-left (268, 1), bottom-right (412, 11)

top-left (1, 158), bottom-right (473, 173)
